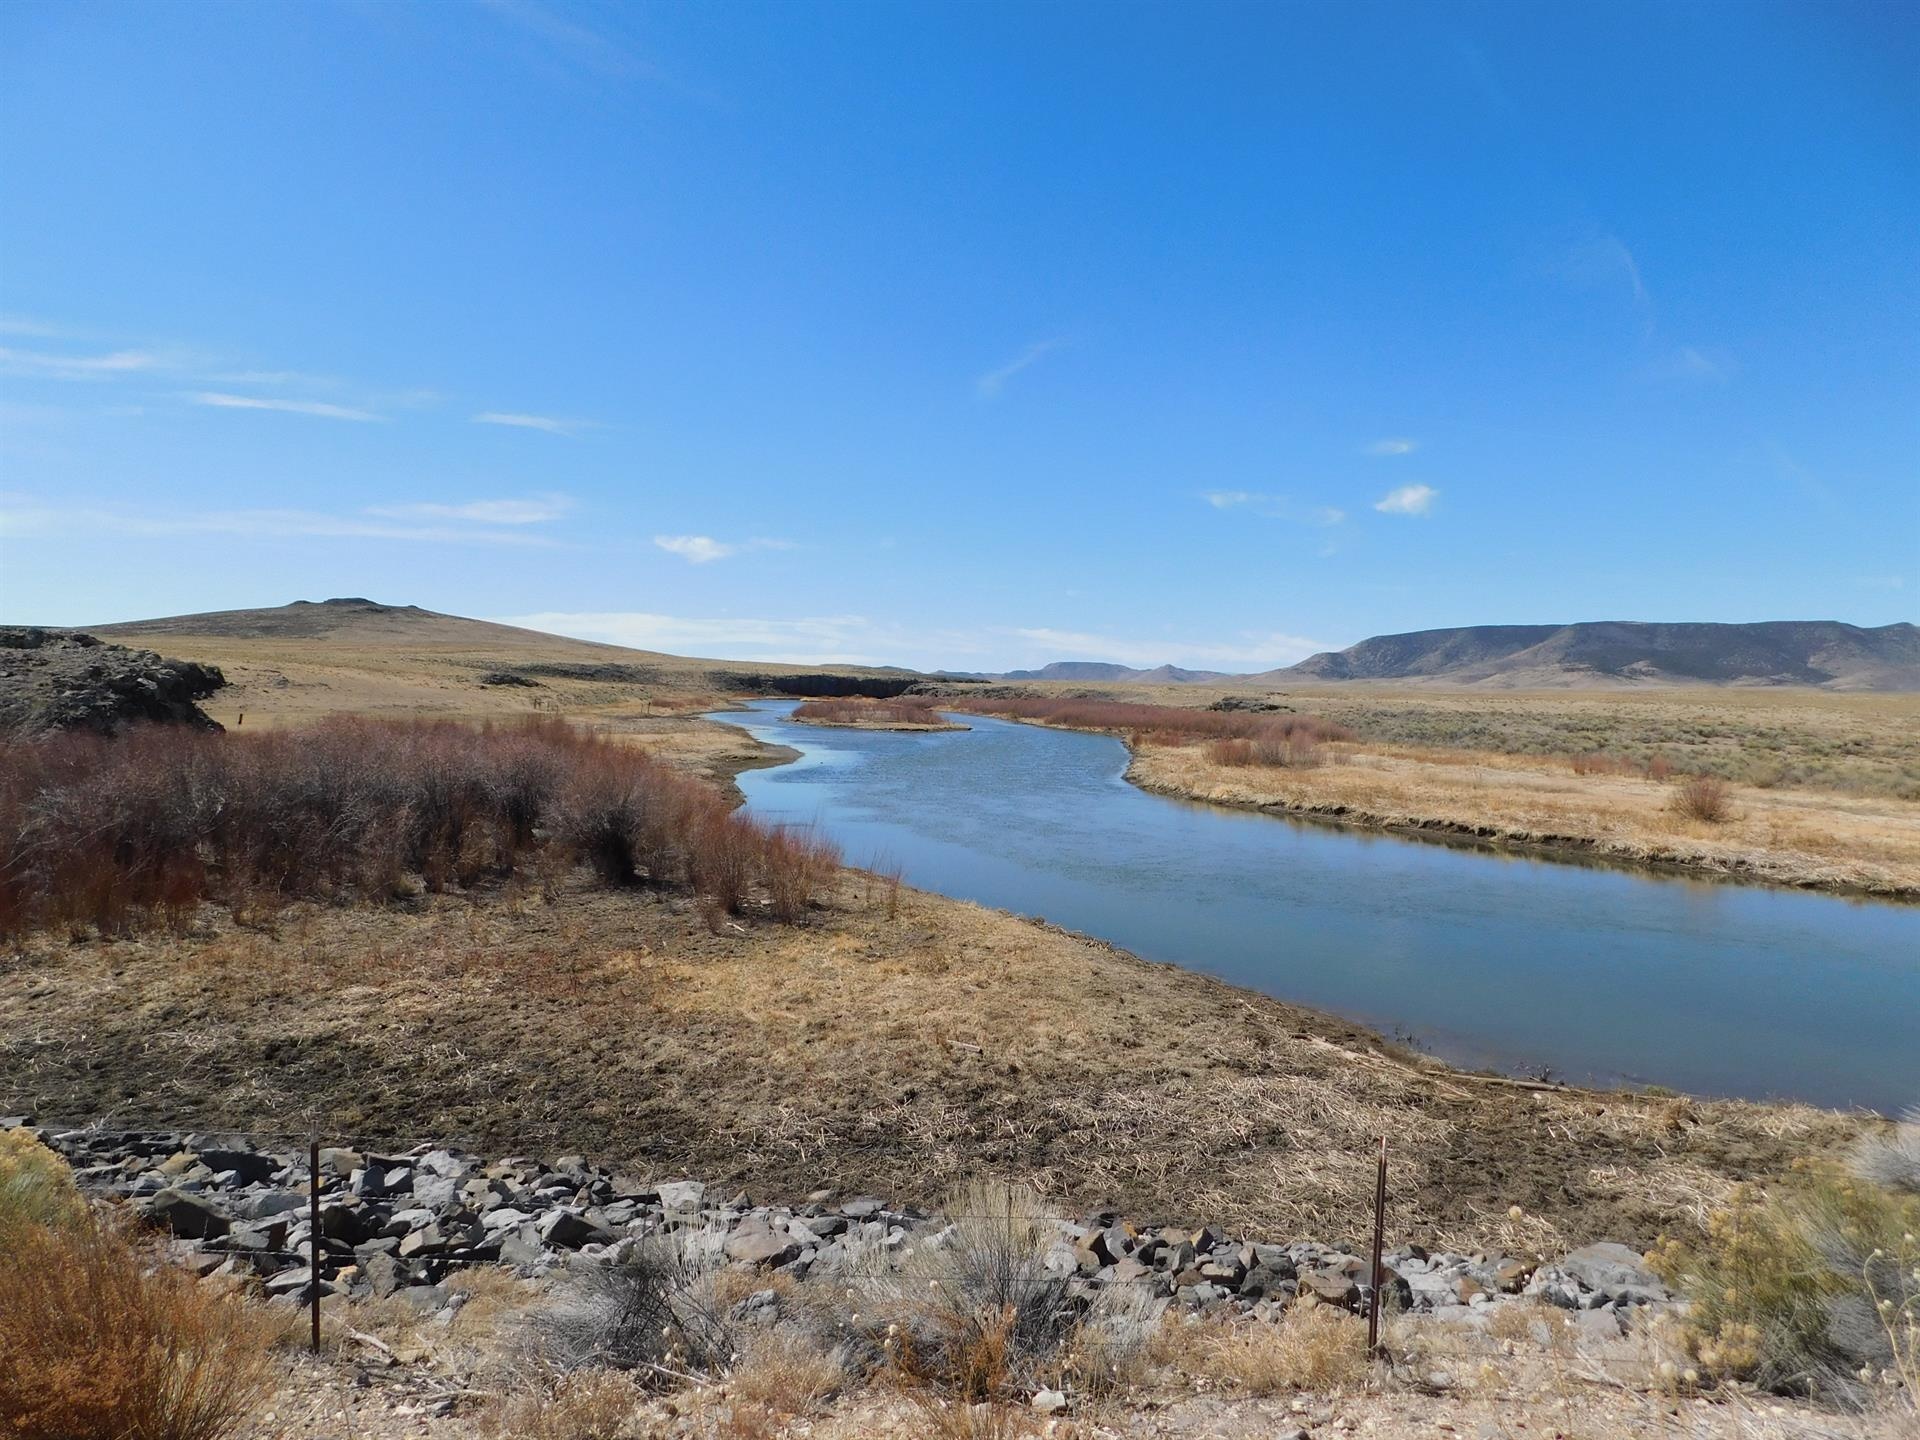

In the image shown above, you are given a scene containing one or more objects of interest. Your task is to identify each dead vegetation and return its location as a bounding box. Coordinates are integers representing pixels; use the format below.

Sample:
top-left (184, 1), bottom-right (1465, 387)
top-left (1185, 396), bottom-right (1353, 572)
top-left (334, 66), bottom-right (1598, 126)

top-left (0, 716), bottom-right (838, 938)
top-left (0, 877), bottom-right (1860, 1255)
top-left (790, 698), bottom-right (962, 729)
top-left (0, 1132), bottom-right (272, 1440)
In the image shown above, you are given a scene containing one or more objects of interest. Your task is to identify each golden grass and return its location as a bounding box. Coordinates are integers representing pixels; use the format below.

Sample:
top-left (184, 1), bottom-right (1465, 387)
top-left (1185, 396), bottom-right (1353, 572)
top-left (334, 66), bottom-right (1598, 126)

top-left (0, 1215), bottom-right (275, 1440)
top-left (1131, 739), bottom-right (1920, 898)
top-left (1163, 1302), bottom-right (1373, 1395)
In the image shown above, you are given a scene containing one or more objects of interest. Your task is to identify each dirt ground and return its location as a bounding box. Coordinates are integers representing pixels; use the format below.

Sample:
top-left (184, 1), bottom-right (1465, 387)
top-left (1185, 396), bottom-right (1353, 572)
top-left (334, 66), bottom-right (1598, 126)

top-left (0, 872), bottom-right (1857, 1255)
top-left (235, 1287), bottom-right (1913, 1440)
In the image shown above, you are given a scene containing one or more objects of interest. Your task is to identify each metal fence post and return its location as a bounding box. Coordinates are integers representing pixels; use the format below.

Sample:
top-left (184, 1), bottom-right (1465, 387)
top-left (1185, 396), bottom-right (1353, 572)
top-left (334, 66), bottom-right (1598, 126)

top-left (1367, 1136), bottom-right (1387, 1357)
top-left (309, 1137), bottom-right (321, 1353)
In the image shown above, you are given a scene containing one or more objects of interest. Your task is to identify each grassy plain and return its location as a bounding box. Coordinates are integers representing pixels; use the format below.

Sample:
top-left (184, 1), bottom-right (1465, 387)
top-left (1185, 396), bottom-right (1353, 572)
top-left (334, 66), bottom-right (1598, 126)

top-left (2, 608), bottom-right (1896, 1259)
top-left (0, 875), bottom-right (1854, 1254)
top-left (950, 684), bottom-right (1920, 898)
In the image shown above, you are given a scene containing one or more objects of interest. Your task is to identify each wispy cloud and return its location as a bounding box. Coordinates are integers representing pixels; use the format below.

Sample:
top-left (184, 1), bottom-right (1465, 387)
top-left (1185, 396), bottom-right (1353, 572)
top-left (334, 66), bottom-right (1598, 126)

top-left (189, 391), bottom-right (382, 422)
top-left (0, 499), bottom-right (561, 546)
top-left (476, 0), bottom-right (668, 84)
top-left (493, 610), bottom-right (973, 668)
top-left (653, 534), bottom-right (793, 564)
top-left (1363, 437), bottom-right (1418, 457)
top-left (1373, 483), bottom-right (1438, 516)
top-left (0, 346), bottom-right (168, 380)
top-left (976, 339), bottom-right (1063, 398)
top-left (1648, 345), bottom-right (1732, 384)
top-left (1201, 491), bottom-right (1343, 525)
top-left (1565, 231), bottom-right (1649, 311)
top-left (492, 611), bottom-right (1329, 673)
top-left (368, 493), bottom-right (573, 525)
top-left (472, 410), bottom-right (590, 436)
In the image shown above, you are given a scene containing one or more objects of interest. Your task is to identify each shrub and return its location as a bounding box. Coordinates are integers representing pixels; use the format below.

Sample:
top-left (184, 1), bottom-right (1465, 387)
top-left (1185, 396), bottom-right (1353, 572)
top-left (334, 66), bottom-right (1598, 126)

top-left (1649, 1117), bottom-right (1920, 1402)
top-left (0, 1214), bottom-right (273, 1440)
top-left (1205, 722), bottom-right (1325, 769)
top-left (0, 1126), bottom-right (84, 1240)
top-left (875, 1181), bottom-right (1078, 1401)
top-left (1671, 774), bottom-right (1733, 823)
top-left (792, 699), bottom-right (946, 726)
top-left (947, 696), bottom-right (1352, 750)
top-left (528, 1232), bottom-right (742, 1382)
top-left (0, 717), bottom-right (838, 938)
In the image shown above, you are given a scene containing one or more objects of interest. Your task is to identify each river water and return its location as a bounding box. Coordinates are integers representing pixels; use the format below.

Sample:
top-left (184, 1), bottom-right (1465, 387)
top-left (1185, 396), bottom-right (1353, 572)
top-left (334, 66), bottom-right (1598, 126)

top-left (709, 702), bottom-right (1920, 1111)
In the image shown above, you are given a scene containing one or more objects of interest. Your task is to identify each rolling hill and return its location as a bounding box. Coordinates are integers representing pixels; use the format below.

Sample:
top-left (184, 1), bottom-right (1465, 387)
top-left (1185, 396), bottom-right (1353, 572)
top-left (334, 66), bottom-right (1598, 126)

top-left (1259, 621), bottom-right (1920, 691)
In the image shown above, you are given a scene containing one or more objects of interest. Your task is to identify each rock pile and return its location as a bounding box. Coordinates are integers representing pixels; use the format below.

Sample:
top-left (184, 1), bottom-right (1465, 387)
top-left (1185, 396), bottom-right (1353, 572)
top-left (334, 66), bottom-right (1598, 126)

top-left (14, 1120), bottom-right (1673, 1333)
top-left (0, 629), bottom-right (226, 736)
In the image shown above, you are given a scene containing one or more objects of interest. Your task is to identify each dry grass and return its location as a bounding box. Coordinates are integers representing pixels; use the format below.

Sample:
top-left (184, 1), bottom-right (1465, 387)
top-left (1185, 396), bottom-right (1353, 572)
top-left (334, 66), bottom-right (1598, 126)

top-left (1163, 1303), bottom-right (1373, 1396)
top-left (728, 1328), bottom-right (846, 1416)
top-left (1131, 738), bottom-right (1920, 898)
top-left (479, 1369), bottom-right (651, 1440)
top-left (0, 880), bottom-right (1857, 1255)
top-left (0, 1214), bottom-right (274, 1440)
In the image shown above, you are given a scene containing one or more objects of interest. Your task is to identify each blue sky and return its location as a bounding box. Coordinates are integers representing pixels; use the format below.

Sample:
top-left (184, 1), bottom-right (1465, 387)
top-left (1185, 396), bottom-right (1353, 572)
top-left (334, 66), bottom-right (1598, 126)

top-left (1, 0), bottom-right (1915, 670)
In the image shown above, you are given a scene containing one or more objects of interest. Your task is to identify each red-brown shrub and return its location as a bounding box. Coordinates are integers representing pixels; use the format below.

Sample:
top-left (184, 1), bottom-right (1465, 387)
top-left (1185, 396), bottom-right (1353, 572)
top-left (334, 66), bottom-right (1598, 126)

top-left (0, 718), bottom-right (838, 938)
top-left (1205, 722), bottom-right (1324, 768)
top-left (1672, 774), bottom-right (1733, 823)
top-left (949, 697), bottom-right (1352, 750)
top-left (792, 698), bottom-right (945, 725)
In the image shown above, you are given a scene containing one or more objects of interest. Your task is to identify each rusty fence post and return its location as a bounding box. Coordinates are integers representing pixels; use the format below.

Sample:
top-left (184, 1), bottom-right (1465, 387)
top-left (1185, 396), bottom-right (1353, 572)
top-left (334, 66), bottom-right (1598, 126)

top-left (309, 1137), bottom-right (322, 1353)
top-left (1366, 1135), bottom-right (1387, 1357)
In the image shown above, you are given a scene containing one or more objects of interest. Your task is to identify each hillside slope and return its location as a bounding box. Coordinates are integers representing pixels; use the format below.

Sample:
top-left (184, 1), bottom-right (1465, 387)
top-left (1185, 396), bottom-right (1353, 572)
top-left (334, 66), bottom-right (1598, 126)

top-left (79, 598), bottom-right (926, 726)
top-left (1264, 621), bottom-right (1920, 691)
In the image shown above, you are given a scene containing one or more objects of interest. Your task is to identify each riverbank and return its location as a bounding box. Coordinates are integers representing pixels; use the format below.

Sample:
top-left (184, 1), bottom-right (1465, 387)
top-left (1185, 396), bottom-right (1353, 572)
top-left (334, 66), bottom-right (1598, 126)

top-left (1125, 740), bottom-right (1920, 902)
top-left (937, 703), bottom-right (1920, 901)
top-left (0, 868), bottom-right (1862, 1256)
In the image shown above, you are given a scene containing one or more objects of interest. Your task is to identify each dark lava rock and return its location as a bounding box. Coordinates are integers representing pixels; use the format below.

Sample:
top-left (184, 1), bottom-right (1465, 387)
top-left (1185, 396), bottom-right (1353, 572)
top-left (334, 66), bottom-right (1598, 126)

top-left (0, 629), bottom-right (225, 736)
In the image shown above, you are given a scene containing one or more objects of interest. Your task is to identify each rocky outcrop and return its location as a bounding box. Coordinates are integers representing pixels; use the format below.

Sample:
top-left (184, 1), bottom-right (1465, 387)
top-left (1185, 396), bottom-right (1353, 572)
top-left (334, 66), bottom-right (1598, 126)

top-left (14, 1120), bottom-right (1670, 1336)
top-left (0, 629), bottom-right (226, 736)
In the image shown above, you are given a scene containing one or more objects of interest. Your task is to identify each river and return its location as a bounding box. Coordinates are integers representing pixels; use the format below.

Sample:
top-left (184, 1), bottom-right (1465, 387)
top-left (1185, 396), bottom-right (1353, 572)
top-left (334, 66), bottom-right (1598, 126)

top-left (709, 701), bottom-right (1920, 1112)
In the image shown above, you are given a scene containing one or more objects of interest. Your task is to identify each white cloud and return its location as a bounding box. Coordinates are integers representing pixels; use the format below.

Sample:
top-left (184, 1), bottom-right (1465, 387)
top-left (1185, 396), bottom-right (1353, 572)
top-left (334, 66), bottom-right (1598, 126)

top-left (493, 611), bottom-right (1328, 673)
top-left (653, 534), bottom-right (793, 564)
top-left (190, 391), bottom-right (382, 421)
top-left (367, 493), bottom-right (573, 525)
top-left (1364, 437), bottom-right (1418, 457)
top-left (976, 339), bottom-right (1063, 398)
top-left (472, 411), bottom-right (588, 436)
top-left (0, 499), bottom-right (560, 546)
top-left (0, 346), bottom-right (166, 380)
top-left (1373, 483), bottom-right (1437, 516)
top-left (1201, 491), bottom-right (1343, 525)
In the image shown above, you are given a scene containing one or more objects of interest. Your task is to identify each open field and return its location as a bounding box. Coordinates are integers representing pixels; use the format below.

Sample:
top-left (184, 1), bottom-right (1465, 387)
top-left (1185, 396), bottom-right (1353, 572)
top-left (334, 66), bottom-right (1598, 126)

top-left (942, 687), bottom-right (1920, 898)
top-left (970, 682), bottom-right (1920, 799)
top-left (0, 874), bottom-right (1860, 1256)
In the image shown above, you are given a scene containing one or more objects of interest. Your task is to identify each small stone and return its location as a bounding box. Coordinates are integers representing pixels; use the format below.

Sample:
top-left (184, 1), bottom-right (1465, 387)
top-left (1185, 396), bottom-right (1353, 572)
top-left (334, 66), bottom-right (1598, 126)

top-left (1030, 1388), bottom-right (1067, 1415)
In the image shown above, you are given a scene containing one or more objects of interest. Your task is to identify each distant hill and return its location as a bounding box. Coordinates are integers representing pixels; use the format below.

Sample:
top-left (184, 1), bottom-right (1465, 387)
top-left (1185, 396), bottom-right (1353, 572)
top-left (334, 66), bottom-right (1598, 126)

top-left (1257, 621), bottom-right (1920, 691)
top-left (93, 597), bottom-right (656, 655)
top-left (1000, 661), bottom-right (1229, 684)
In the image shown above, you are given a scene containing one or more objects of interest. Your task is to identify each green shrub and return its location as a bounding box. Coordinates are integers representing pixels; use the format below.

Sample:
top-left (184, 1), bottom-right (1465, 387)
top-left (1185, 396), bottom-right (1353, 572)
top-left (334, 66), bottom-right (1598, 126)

top-left (1651, 1112), bottom-right (1920, 1404)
